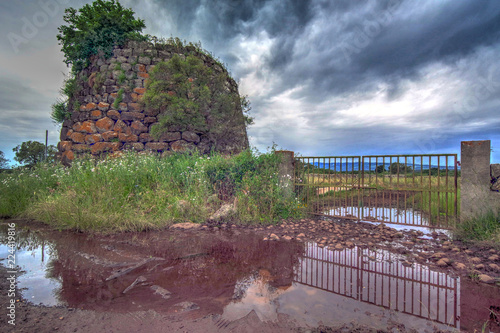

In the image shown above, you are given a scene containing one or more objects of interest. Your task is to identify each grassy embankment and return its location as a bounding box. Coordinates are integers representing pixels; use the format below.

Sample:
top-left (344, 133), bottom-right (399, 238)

top-left (454, 210), bottom-right (500, 245)
top-left (0, 150), bottom-right (304, 232)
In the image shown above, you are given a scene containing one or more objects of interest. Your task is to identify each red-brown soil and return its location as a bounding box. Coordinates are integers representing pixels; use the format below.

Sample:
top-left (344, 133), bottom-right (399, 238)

top-left (0, 218), bottom-right (499, 333)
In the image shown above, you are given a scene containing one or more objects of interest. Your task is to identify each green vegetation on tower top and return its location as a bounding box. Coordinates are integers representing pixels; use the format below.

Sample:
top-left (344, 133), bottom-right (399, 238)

top-left (144, 53), bottom-right (251, 150)
top-left (57, 0), bottom-right (146, 73)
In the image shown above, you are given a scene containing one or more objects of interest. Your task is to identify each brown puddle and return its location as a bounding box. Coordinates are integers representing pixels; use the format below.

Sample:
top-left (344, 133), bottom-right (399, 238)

top-left (1, 221), bottom-right (499, 332)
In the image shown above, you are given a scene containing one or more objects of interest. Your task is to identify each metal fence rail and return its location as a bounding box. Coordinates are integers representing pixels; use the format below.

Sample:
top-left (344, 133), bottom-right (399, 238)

top-left (295, 243), bottom-right (460, 328)
top-left (295, 154), bottom-right (459, 228)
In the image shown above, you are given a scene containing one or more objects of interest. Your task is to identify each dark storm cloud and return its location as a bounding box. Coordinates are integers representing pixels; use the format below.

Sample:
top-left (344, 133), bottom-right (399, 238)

top-left (353, 1), bottom-right (500, 74)
top-left (149, 0), bottom-right (314, 64)
top-left (183, 0), bottom-right (500, 102)
top-left (147, 0), bottom-right (500, 94)
top-left (271, 0), bottom-right (500, 102)
top-left (1, 0), bottom-right (500, 161)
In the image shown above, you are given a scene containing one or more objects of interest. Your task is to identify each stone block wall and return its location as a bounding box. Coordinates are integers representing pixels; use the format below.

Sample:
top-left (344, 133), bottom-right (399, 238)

top-left (58, 41), bottom-right (249, 164)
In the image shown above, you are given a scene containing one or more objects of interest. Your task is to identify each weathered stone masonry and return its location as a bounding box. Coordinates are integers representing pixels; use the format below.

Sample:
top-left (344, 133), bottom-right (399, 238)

top-left (58, 41), bottom-right (249, 164)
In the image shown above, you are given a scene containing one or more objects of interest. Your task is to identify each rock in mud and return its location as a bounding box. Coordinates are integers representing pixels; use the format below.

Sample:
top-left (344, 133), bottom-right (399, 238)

top-left (454, 262), bottom-right (467, 270)
top-left (488, 254), bottom-right (499, 261)
top-left (488, 264), bottom-right (500, 271)
top-left (436, 258), bottom-right (450, 267)
top-left (170, 222), bottom-right (201, 230)
top-left (269, 233), bottom-right (280, 241)
top-left (172, 301), bottom-right (200, 312)
top-left (123, 276), bottom-right (147, 294)
top-left (478, 274), bottom-right (496, 284)
top-left (470, 257), bottom-right (482, 264)
top-left (431, 252), bottom-right (446, 259)
top-left (151, 285), bottom-right (172, 299)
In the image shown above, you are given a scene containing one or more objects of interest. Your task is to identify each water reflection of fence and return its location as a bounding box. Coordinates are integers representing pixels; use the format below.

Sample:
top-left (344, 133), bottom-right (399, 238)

top-left (294, 243), bottom-right (460, 328)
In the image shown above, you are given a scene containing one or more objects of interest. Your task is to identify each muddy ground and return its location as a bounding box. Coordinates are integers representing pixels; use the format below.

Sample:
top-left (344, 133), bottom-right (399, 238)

top-left (1, 217), bottom-right (499, 333)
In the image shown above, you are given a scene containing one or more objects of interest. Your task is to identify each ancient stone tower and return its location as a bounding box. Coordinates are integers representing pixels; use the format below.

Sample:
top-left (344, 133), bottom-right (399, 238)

top-left (57, 40), bottom-right (249, 163)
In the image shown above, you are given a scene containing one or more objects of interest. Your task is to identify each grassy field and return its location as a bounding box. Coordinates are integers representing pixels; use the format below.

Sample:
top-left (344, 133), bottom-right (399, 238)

top-left (296, 169), bottom-right (460, 226)
top-left (0, 150), bottom-right (304, 232)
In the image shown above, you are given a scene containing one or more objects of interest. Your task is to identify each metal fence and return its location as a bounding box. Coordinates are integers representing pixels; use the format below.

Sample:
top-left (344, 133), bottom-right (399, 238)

top-left (294, 154), bottom-right (459, 228)
top-left (295, 243), bottom-right (460, 328)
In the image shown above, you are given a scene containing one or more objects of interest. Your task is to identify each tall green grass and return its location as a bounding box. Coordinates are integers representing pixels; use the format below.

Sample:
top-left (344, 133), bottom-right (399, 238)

top-left (454, 210), bottom-right (500, 243)
top-left (412, 189), bottom-right (460, 225)
top-left (0, 150), bottom-right (304, 232)
top-left (0, 164), bottom-right (60, 218)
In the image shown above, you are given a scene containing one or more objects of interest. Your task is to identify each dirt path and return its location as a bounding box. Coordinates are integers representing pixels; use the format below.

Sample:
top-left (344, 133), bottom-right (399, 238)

top-left (254, 217), bottom-right (500, 284)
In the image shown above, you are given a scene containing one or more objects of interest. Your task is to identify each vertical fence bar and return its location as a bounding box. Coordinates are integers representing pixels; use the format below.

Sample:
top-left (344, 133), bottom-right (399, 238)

top-left (437, 156), bottom-right (441, 225)
top-left (412, 157), bottom-right (416, 225)
top-left (428, 156), bottom-right (432, 225)
top-left (445, 155), bottom-right (449, 226)
top-left (396, 157), bottom-right (400, 224)
top-left (295, 154), bottom-right (458, 228)
top-left (455, 155), bottom-right (462, 219)
top-left (328, 157), bottom-right (332, 216)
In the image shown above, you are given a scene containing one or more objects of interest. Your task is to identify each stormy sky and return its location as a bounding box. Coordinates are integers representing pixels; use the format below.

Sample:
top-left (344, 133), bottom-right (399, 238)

top-left (1, 0), bottom-right (499, 165)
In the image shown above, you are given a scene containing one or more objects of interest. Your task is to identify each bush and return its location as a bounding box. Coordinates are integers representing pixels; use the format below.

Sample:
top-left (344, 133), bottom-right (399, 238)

top-left (389, 162), bottom-right (412, 174)
top-left (0, 150), bottom-right (304, 232)
top-left (375, 165), bottom-right (385, 173)
top-left (51, 99), bottom-right (71, 123)
top-left (0, 163), bottom-right (60, 218)
top-left (144, 53), bottom-right (248, 151)
top-left (113, 88), bottom-right (124, 109)
top-left (12, 141), bottom-right (57, 167)
top-left (145, 54), bottom-right (216, 135)
top-left (61, 76), bottom-right (79, 98)
top-left (0, 151), bottom-right (9, 169)
top-left (454, 210), bottom-right (500, 243)
top-left (57, 0), bottom-right (146, 73)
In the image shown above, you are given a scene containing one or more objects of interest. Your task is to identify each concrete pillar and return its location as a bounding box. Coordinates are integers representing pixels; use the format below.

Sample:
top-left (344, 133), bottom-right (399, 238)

top-left (275, 150), bottom-right (294, 199)
top-left (460, 140), bottom-right (497, 221)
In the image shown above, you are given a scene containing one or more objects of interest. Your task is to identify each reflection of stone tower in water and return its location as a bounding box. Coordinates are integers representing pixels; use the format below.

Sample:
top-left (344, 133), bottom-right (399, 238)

top-left (57, 40), bottom-right (249, 164)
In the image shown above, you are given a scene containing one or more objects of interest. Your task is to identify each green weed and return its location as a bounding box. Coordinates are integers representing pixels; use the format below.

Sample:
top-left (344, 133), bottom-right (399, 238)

top-left (113, 88), bottom-right (124, 109)
top-left (51, 99), bottom-right (71, 123)
top-left (454, 210), bottom-right (500, 242)
top-left (117, 70), bottom-right (126, 84)
top-left (0, 150), bottom-right (304, 232)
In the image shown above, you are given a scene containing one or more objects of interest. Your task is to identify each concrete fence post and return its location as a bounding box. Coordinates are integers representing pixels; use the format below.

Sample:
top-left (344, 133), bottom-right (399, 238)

top-left (460, 140), bottom-right (499, 221)
top-left (275, 150), bottom-right (294, 199)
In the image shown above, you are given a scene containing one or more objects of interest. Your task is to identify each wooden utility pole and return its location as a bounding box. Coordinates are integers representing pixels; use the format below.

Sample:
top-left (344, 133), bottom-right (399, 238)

top-left (45, 130), bottom-right (48, 161)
